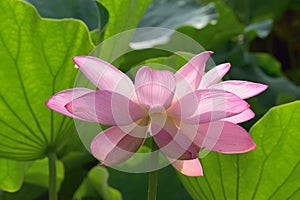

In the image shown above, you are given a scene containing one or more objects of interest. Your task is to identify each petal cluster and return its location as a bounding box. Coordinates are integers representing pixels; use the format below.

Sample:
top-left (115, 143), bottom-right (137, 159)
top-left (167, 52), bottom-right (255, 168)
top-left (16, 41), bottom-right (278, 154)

top-left (46, 52), bottom-right (267, 176)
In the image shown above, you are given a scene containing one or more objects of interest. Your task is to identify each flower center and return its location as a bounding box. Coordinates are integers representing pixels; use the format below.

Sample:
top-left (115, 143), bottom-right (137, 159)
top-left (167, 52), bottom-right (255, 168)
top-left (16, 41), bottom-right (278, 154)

top-left (148, 105), bottom-right (166, 116)
top-left (148, 105), bottom-right (167, 135)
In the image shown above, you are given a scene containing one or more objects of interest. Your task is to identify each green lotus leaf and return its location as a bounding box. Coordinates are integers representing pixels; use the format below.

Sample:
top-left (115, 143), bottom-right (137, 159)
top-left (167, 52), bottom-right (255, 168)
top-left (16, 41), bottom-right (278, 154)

top-left (178, 101), bottom-right (300, 200)
top-left (0, 0), bottom-right (94, 160)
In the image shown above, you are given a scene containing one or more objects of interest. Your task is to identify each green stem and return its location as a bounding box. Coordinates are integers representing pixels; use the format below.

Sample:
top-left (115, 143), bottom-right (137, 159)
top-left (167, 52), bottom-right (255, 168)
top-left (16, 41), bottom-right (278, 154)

top-left (48, 153), bottom-right (57, 200)
top-left (147, 139), bottom-right (159, 200)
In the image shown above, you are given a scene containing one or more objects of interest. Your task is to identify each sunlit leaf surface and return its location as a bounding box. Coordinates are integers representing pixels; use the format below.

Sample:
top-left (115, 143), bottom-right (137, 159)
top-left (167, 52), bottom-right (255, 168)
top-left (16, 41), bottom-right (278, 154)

top-left (98, 0), bottom-right (152, 39)
top-left (0, 158), bottom-right (23, 192)
top-left (178, 101), bottom-right (300, 200)
top-left (0, 0), bottom-right (94, 160)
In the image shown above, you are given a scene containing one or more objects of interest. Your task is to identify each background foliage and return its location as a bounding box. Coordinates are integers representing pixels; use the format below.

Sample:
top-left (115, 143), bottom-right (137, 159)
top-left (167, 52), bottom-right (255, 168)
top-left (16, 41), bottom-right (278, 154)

top-left (0, 0), bottom-right (299, 199)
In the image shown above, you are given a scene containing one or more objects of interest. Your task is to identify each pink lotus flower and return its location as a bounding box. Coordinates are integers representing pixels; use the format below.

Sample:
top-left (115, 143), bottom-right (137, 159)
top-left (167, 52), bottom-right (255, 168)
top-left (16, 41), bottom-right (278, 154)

top-left (46, 51), bottom-right (267, 176)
